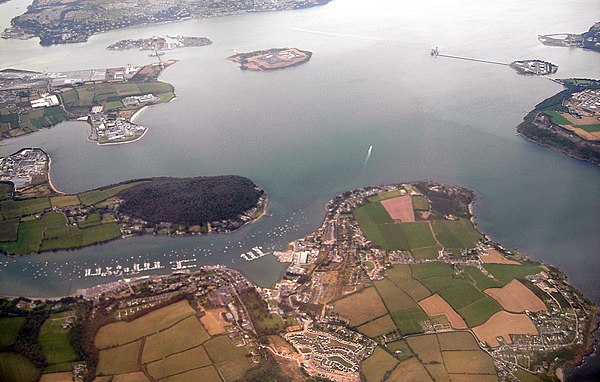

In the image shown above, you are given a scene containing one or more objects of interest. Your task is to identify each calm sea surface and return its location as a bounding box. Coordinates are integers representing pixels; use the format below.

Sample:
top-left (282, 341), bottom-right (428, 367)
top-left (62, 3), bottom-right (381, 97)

top-left (0, 0), bottom-right (599, 377)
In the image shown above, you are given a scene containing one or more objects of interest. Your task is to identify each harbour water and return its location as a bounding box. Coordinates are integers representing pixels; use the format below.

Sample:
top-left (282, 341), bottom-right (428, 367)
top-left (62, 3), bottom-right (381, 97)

top-left (0, 0), bottom-right (599, 377)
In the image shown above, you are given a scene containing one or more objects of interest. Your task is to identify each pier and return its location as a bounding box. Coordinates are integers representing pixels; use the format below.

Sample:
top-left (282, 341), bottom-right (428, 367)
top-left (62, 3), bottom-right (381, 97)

top-left (436, 53), bottom-right (509, 67)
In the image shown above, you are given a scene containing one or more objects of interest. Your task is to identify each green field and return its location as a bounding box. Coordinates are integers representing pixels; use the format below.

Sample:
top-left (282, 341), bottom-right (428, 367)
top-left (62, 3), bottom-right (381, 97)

top-left (367, 190), bottom-right (405, 202)
top-left (579, 124), bottom-right (600, 132)
top-left (411, 262), bottom-right (454, 280)
top-left (464, 266), bottom-right (502, 290)
top-left (438, 280), bottom-right (486, 310)
top-left (204, 335), bottom-right (251, 382)
top-left (77, 190), bottom-right (110, 206)
top-left (0, 352), bottom-right (40, 382)
top-left (61, 82), bottom-right (174, 110)
top-left (431, 219), bottom-right (482, 249)
top-left (0, 317), bottom-right (25, 348)
top-left (0, 183), bottom-right (12, 200)
top-left (483, 264), bottom-right (544, 284)
top-left (457, 297), bottom-right (503, 327)
top-left (545, 110), bottom-right (572, 125)
top-left (39, 315), bottom-right (79, 369)
top-left (411, 195), bottom-right (430, 211)
top-left (0, 210), bottom-right (121, 255)
top-left (0, 219), bottom-right (19, 242)
top-left (374, 279), bottom-right (427, 335)
top-left (1, 197), bottom-right (50, 219)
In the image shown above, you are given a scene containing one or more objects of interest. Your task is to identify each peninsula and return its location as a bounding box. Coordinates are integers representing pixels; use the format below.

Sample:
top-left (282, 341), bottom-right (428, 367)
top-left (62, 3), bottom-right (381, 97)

top-left (107, 35), bottom-right (212, 52)
top-left (0, 61), bottom-right (176, 144)
top-left (0, 162), bottom-right (266, 255)
top-left (2, 0), bottom-right (332, 46)
top-left (0, 182), bottom-right (595, 382)
top-left (510, 59), bottom-right (558, 76)
top-left (538, 22), bottom-right (600, 52)
top-left (228, 48), bottom-right (312, 71)
top-left (517, 78), bottom-right (600, 166)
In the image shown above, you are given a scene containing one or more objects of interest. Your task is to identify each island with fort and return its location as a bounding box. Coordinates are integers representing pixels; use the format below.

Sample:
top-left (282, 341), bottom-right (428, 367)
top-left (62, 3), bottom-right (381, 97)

top-left (0, 181), bottom-right (596, 382)
top-left (0, 61), bottom-right (177, 145)
top-left (228, 48), bottom-right (312, 71)
top-left (0, 149), bottom-right (267, 256)
top-left (107, 35), bottom-right (212, 52)
top-left (2, 0), bottom-right (333, 46)
top-left (517, 78), bottom-right (600, 166)
top-left (538, 22), bottom-right (600, 52)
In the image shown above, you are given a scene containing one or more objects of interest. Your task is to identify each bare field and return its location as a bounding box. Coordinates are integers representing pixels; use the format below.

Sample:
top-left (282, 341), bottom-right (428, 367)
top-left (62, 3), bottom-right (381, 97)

top-left (449, 374), bottom-right (498, 382)
top-left (361, 347), bottom-right (398, 382)
top-left (357, 315), bottom-right (397, 338)
top-left (94, 300), bottom-right (195, 349)
top-left (442, 350), bottom-right (497, 374)
top-left (332, 287), bottom-right (388, 326)
top-left (161, 365), bottom-right (222, 382)
top-left (406, 334), bottom-right (442, 364)
top-left (418, 294), bottom-right (467, 329)
top-left (479, 249), bottom-right (520, 265)
top-left (50, 195), bottom-right (80, 208)
top-left (146, 345), bottom-right (212, 380)
top-left (424, 363), bottom-right (450, 382)
top-left (141, 316), bottom-right (210, 363)
top-left (111, 372), bottom-right (150, 382)
top-left (387, 357), bottom-right (433, 382)
top-left (381, 195), bottom-right (415, 222)
top-left (96, 340), bottom-right (142, 375)
top-left (484, 280), bottom-right (546, 313)
top-left (437, 332), bottom-right (479, 351)
top-left (200, 307), bottom-right (230, 335)
top-left (39, 372), bottom-right (73, 382)
top-left (472, 311), bottom-right (539, 347)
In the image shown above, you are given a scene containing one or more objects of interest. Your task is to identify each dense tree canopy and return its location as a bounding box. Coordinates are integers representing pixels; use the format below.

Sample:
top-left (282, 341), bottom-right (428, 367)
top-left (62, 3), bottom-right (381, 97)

top-left (117, 176), bottom-right (263, 225)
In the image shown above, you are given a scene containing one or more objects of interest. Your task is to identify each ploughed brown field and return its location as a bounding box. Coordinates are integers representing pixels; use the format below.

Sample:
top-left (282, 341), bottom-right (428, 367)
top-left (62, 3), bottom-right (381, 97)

top-left (484, 280), bottom-right (547, 313)
top-left (418, 294), bottom-right (467, 329)
top-left (381, 195), bottom-right (415, 222)
top-left (478, 249), bottom-right (520, 265)
top-left (472, 311), bottom-right (538, 347)
top-left (199, 307), bottom-right (230, 336)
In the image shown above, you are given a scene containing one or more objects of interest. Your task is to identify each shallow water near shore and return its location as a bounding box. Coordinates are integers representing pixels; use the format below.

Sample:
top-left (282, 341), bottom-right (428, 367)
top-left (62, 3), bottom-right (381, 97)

top-left (0, 0), bottom-right (599, 376)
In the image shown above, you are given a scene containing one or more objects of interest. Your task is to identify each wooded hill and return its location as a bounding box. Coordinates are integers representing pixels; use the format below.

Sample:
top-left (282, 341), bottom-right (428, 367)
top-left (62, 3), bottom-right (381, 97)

top-left (117, 176), bottom-right (263, 225)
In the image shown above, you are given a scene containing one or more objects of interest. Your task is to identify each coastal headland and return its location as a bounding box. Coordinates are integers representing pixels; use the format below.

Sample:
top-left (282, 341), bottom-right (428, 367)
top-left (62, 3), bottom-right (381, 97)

top-left (0, 61), bottom-right (177, 144)
top-left (517, 78), bottom-right (600, 166)
top-left (0, 163), bottom-right (267, 256)
top-left (0, 181), bottom-right (595, 382)
top-left (538, 22), bottom-right (600, 52)
top-left (1, 0), bottom-right (333, 46)
top-left (107, 35), bottom-right (212, 51)
top-left (228, 48), bottom-right (312, 71)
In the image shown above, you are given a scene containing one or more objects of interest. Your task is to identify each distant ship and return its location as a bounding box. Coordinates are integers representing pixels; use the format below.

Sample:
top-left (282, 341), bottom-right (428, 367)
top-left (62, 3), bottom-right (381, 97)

top-left (430, 47), bottom-right (439, 56)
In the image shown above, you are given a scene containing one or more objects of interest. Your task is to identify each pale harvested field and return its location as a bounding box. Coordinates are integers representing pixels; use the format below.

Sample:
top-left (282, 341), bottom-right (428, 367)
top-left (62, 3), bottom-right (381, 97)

top-left (39, 372), bottom-right (73, 382)
top-left (112, 372), bottom-right (150, 382)
top-left (418, 294), bottom-right (467, 329)
top-left (387, 357), bottom-right (433, 382)
top-left (95, 300), bottom-right (196, 349)
top-left (50, 195), bottom-right (80, 208)
top-left (332, 287), bottom-right (388, 327)
top-left (450, 374), bottom-right (498, 382)
top-left (424, 364), bottom-right (450, 382)
top-left (162, 365), bottom-right (222, 382)
top-left (479, 249), bottom-right (519, 265)
top-left (473, 311), bottom-right (539, 347)
top-left (146, 345), bottom-right (212, 380)
top-left (357, 314), bottom-right (397, 338)
top-left (96, 340), bottom-right (142, 375)
top-left (437, 332), bottom-right (479, 351)
top-left (442, 350), bottom-right (497, 374)
top-left (381, 195), bottom-right (415, 222)
top-left (141, 316), bottom-right (210, 363)
top-left (559, 123), bottom-right (600, 141)
top-left (406, 334), bottom-right (442, 364)
top-left (200, 307), bottom-right (230, 335)
top-left (484, 280), bottom-right (546, 313)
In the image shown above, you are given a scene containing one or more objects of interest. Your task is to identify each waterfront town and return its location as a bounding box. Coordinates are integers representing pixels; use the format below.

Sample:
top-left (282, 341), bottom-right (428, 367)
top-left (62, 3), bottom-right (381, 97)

top-left (107, 35), bottom-right (212, 51)
top-left (0, 148), bottom-right (49, 191)
top-left (0, 61), bottom-right (176, 144)
top-left (1, 181), bottom-right (593, 381)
